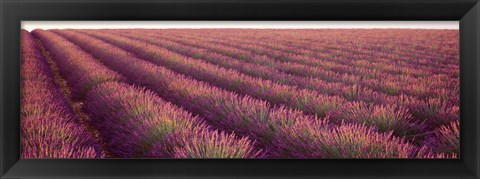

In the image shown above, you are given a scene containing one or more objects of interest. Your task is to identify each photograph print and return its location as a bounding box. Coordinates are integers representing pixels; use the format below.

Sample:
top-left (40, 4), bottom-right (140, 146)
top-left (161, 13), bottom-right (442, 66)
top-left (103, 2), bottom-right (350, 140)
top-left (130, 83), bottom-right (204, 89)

top-left (20, 21), bottom-right (459, 158)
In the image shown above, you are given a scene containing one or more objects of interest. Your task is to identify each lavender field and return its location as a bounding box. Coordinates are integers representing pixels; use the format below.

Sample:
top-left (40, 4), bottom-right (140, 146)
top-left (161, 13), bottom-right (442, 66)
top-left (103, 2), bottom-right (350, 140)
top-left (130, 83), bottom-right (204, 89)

top-left (20, 29), bottom-right (459, 158)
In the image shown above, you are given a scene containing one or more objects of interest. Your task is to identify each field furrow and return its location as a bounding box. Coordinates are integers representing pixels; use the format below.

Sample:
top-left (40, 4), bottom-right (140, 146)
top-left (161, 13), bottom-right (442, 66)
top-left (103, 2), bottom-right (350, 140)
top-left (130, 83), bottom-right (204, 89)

top-left (21, 30), bottom-right (104, 158)
top-left (32, 29), bottom-right (263, 158)
top-left (32, 30), bottom-right (126, 99)
top-left (85, 81), bottom-right (263, 158)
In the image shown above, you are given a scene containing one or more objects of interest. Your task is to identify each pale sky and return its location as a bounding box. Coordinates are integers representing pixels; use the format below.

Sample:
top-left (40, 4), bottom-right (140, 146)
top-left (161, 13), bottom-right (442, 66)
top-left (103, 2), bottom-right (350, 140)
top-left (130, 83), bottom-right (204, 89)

top-left (21, 21), bottom-right (459, 32)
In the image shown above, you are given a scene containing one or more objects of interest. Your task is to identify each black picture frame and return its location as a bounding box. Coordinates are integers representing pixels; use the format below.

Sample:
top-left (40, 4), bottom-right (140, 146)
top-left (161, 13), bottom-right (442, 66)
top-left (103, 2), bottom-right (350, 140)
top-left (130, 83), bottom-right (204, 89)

top-left (1, 0), bottom-right (479, 178)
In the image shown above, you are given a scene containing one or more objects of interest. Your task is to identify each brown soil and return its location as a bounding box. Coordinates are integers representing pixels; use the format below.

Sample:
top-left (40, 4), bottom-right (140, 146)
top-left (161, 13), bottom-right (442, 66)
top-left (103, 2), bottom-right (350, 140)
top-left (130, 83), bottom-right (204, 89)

top-left (35, 39), bottom-right (116, 158)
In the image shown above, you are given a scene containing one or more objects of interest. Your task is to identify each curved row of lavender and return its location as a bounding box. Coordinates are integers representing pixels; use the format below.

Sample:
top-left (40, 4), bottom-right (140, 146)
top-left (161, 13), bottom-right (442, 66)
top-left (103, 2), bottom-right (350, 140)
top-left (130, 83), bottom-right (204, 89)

top-left (51, 29), bottom-right (450, 158)
top-left (32, 30), bottom-right (126, 99)
top-left (85, 82), bottom-right (262, 158)
top-left (29, 29), bottom-right (263, 158)
top-left (20, 30), bottom-right (104, 158)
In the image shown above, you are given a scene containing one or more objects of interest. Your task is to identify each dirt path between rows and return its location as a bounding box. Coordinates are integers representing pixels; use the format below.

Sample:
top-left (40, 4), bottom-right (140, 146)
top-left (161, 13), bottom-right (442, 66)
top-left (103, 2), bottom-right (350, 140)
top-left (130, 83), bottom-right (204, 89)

top-left (35, 39), bottom-right (115, 158)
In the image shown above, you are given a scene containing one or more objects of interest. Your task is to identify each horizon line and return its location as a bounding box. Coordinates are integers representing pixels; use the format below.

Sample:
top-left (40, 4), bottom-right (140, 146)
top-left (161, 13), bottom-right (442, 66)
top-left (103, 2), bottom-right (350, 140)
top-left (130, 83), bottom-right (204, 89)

top-left (21, 21), bottom-right (459, 32)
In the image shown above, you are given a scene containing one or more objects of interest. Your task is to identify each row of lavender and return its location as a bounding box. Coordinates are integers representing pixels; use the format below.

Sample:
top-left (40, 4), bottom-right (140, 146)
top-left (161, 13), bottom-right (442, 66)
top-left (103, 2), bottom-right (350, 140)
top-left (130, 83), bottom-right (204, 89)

top-left (20, 30), bottom-right (103, 158)
top-left (51, 29), bottom-right (456, 158)
top-left (22, 30), bottom-right (262, 158)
